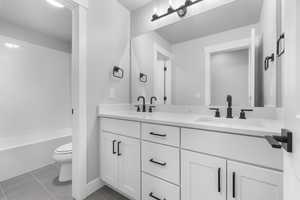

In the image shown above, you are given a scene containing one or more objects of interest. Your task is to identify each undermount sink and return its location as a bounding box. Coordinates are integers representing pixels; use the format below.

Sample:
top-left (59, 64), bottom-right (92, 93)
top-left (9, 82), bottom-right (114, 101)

top-left (195, 117), bottom-right (266, 128)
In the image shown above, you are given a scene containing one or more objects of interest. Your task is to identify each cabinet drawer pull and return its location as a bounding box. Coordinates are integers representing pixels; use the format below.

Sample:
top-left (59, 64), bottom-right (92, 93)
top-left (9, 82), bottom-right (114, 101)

top-left (218, 168), bottom-right (221, 193)
top-left (232, 172), bottom-right (236, 198)
top-left (112, 140), bottom-right (117, 154)
top-left (149, 192), bottom-right (166, 200)
top-left (149, 132), bottom-right (167, 137)
top-left (117, 141), bottom-right (122, 156)
top-left (149, 158), bottom-right (167, 166)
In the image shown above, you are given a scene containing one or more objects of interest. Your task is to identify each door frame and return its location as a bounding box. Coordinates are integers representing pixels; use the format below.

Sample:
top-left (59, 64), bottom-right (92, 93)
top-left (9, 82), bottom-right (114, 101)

top-left (153, 43), bottom-right (173, 104)
top-left (61, 0), bottom-right (89, 199)
top-left (204, 31), bottom-right (256, 106)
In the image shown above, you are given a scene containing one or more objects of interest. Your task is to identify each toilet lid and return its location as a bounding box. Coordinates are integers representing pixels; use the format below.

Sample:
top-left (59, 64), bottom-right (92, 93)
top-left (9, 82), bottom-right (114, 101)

top-left (55, 143), bottom-right (72, 154)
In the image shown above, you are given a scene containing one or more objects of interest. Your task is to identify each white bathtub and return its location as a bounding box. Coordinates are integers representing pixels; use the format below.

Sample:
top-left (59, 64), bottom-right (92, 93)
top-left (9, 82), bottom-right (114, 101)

top-left (0, 128), bottom-right (72, 182)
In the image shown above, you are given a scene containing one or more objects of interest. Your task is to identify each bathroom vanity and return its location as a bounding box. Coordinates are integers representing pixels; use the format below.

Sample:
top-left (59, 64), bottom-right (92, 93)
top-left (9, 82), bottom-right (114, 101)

top-left (99, 109), bottom-right (283, 200)
top-left (99, 1), bottom-right (285, 198)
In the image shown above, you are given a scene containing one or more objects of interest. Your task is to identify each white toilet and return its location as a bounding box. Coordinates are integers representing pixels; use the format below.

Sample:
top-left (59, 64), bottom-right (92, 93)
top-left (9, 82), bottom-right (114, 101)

top-left (53, 143), bottom-right (72, 182)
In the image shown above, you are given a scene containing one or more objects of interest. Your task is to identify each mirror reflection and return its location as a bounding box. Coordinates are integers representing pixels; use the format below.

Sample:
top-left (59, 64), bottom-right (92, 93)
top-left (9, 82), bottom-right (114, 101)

top-left (131, 0), bottom-right (282, 107)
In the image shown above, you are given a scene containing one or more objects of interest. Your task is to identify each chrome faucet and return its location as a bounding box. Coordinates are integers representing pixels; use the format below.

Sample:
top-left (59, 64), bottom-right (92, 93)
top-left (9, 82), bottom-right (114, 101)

top-left (149, 96), bottom-right (157, 113)
top-left (137, 96), bottom-right (146, 112)
top-left (226, 95), bottom-right (233, 118)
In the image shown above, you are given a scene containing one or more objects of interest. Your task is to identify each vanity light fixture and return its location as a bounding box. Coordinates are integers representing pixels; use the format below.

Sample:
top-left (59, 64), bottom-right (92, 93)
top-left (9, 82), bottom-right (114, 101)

top-left (4, 43), bottom-right (20, 49)
top-left (46, 0), bottom-right (65, 8)
top-left (151, 0), bottom-right (204, 21)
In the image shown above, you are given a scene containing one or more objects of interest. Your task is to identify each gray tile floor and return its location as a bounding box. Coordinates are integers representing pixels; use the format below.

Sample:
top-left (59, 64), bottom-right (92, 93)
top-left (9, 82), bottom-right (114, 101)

top-left (85, 186), bottom-right (129, 200)
top-left (0, 164), bottom-right (128, 200)
top-left (0, 164), bottom-right (72, 200)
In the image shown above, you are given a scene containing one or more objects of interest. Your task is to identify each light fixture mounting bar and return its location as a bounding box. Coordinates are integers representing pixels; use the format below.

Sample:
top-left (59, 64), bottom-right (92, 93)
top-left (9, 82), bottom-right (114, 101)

top-left (151, 0), bottom-right (204, 22)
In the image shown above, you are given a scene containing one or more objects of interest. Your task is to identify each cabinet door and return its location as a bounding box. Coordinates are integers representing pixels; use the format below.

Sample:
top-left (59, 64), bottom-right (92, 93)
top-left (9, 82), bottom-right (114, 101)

top-left (117, 135), bottom-right (140, 200)
top-left (181, 150), bottom-right (226, 200)
top-left (100, 132), bottom-right (118, 187)
top-left (227, 161), bottom-right (282, 200)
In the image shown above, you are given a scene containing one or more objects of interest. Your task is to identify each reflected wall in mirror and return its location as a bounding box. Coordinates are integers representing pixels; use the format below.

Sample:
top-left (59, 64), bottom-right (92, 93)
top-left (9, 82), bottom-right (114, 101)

top-left (131, 0), bottom-right (282, 107)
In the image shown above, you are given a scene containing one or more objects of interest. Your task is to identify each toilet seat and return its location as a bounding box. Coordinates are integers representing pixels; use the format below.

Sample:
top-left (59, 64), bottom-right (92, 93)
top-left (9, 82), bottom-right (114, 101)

top-left (55, 143), bottom-right (72, 154)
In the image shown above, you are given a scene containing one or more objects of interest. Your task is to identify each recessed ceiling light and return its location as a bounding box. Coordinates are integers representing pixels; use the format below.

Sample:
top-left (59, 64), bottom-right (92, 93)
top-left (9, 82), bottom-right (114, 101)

top-left (46, 0), bottom-right (65, 8)
top-left (4, 43), bottom-right (20, 49)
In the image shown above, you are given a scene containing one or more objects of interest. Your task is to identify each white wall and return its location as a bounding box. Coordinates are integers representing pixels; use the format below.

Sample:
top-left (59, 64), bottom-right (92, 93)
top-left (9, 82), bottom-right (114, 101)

top-left (0, 19), bottom-right (71, 53)
top-left (259, 0), bottom-right (278, 107)
top-left (172, 24), bottom-right (258, 105)
top-left (282, 0), bottom-right (300, 199)
top-left (86, 0), bottom-right (131, 182)
top-left (131, 31), bottom-right (171, 103)
top-left (0, 35), bottom-right (71, 139)
top-left (211, 49), bottom-right (249, 106)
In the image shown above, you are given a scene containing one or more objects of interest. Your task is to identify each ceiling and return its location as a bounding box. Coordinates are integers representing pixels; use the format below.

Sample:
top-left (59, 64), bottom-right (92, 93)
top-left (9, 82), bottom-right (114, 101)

top-left (118, 0), bottom-right (153, 10)
top-left (0, 0), bottom-right (72, 43)
top-left (156, 0), bottom-right (263, 44)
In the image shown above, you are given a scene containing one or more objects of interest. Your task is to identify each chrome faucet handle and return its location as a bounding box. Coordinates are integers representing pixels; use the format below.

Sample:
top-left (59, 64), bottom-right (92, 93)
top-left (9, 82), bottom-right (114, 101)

top-left (149, 105), bottom-right (156, 113)
top-left (209, 108), bottom-right (221, 118)
top-left (134, 105), bottom-right (141, 112)
top-left (239, 109), bottom-right (253, 119)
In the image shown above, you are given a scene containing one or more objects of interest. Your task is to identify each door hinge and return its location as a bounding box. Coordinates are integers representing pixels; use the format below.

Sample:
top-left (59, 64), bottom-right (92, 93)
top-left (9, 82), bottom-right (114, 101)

top-left (164, 96), bottom-right (167, 101)
top-left (72, 109), bottom-right (74, 115)
top-left (164, 67), bottom-right (167, 71)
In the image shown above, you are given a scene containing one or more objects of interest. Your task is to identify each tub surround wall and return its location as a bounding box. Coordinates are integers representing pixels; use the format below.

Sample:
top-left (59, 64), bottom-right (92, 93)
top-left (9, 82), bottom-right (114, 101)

top-left (0, 35), bottom-right (72, 139)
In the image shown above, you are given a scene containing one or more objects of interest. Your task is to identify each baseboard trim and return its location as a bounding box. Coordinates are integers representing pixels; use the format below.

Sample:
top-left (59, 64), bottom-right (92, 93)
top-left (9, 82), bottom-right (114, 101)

top-left (83, 178), bottom-right (103, 199)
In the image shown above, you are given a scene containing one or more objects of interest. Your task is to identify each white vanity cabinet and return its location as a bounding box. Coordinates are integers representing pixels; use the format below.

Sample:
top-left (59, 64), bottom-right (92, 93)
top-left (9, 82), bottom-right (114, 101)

top-left (227, 161), bottom-right (282, 200)
top-left (181, 128), bottom-right (283, 200)
top-left (181, 150), bottom-right (282, 200)
top-left (99, 117), bottom-right (282, 200)
top-left (181, 150), bottom-right (226, 200)
top-left (100, 118), bottom-right (141, 200)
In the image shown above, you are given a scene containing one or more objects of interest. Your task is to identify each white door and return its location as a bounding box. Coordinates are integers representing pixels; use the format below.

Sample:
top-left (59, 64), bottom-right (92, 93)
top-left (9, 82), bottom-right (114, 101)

top-left (227, 161), bottom-right (282, 200)
top-left (181, 150), bottom-right (226, 200)
top-left (153, 60), bottom-right (165, 104)
top-left (100, 132), bottom-right (118, 186)
top-left (117, 135), bottom-right (140, 200)
top-left (282, 0), bottom-right (300, 199)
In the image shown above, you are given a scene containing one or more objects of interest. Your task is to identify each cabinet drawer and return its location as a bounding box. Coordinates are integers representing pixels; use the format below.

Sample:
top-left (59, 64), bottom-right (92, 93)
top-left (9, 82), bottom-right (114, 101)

top-left (101, 118), bottom-right (140, 138)
top-left (181, 128), bottom-right (283, 170)
top-left (142, 173), bottom-right (180, 200)
top-left (142, 123), bottom-right (180, 146)
top-left (142, 141), bottom-right (179, 184)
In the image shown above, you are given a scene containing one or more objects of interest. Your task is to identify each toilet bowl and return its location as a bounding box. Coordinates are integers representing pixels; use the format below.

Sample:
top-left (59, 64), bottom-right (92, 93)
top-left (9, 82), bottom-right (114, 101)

top-left (53, 143), bottom-right (72, 182)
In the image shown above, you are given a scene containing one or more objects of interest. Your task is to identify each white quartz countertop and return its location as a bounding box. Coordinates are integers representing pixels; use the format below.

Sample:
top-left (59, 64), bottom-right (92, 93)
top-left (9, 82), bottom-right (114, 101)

top-left (98, 109), bottom-right (283, 137)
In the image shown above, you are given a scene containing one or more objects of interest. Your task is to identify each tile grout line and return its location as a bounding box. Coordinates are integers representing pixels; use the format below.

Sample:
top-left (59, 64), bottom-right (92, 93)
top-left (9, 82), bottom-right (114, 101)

top-left (0, 182), bottom-right (8, 200)
top-left (30, 173), bottom-right (58, 200)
